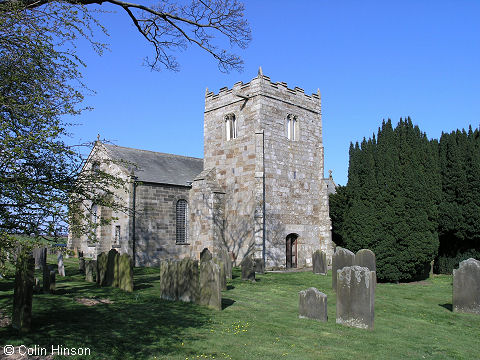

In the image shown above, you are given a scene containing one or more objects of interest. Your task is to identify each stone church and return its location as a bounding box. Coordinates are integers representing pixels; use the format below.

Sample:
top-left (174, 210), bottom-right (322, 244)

top-left (68, 70), bottom-right (335, 269)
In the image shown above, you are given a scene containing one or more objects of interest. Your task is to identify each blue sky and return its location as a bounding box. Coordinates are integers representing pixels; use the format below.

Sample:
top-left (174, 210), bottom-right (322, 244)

top-left (70, 0), bottom-right (480, 185)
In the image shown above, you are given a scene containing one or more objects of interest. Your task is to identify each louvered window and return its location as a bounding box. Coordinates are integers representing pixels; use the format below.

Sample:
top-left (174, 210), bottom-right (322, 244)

top-left (287, 114), bottom-right (298, 141)
top-left (176, 199), bottom-right (188, 244)
top-left (225, 113), bottom-right (237, 141)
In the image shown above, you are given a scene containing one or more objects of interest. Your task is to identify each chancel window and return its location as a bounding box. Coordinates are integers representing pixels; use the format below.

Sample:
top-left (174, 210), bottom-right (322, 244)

top-left (225, 114), bottom-right (237, 141)
top-left (176, 199), bottom-right (188, 244)
top-left (287, 114), bottom-right (298, 141)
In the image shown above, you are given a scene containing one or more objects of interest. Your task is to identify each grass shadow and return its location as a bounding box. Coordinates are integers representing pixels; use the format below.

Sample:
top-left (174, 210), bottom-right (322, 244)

top-left (439, 303), bottom-right (453, 312)
top-left (226, 285), bottom-right (235, 290)
top-left (221, 298), bottom-right (235, 310)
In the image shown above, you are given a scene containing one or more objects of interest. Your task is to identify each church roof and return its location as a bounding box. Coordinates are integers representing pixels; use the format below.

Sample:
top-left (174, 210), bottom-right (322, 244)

top-left (103, 143), bottom-right (203, 186)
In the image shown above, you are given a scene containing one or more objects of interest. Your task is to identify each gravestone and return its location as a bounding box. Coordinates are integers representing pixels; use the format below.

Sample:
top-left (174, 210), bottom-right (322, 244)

top-left (42, 261), bottom-right (50, 293)
top-left (354, 249), bottom-right (376, 273)
top-left (453, 258), bottom-right (480, 314)
top-left (33, 247), bottom-right (47, 270)
top-left (336, 266), bottom-right (375, 330)
top-left (299, 287), bottom-right (327, 322)
top-left (118, 254), bottom-right (134, 292)
top-left (199, 260), bottom-right (221, 310)
top-left (213, 258), bottom-right (227, 291)
top-left (254, 258), bottom-right (265, 274)
top-left (159, 260), bottom-right (177, 301)
top-left (312, 250), bottom-right (327, 275)
top-left (78, 257), bottom-right (85, 274)
top-left (85, 260), bottom-right (96, 283)
top-left (57, 252), bottom-right (65, 277)
top-left (106, 249), bottom-right (119, 287)
top-left (12, 248), bottom-right (35, 332)
top-left (241, 256), bottom-right (255, 281)
top-left (177, 257), bottom-right (199, 303)
top-left (332, 247), bottom-right (355, 291)
top-left (96, 252), bottom-right (108, 286)
top-left (200, 248), bottom-right (213, 262)
top-left (217, 249), bottom-right (232, 279)
top-left (49, 266), bottom-right (56, 294)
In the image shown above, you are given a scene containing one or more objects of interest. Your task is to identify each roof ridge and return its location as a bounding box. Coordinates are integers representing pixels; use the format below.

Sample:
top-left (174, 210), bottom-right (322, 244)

top-left (102, 143), bottom-right (203, 161)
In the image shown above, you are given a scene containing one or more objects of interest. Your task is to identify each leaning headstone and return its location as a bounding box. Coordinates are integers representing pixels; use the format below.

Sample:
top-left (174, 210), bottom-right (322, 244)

top-left (106, 249), bottom-right (119, 287)
top-left (336, 266), bottom-right (375, 330)
top-left (199, 260), bottom-right (221, 310)
top-left (96, 252), bottom-right (108, 286)
top-left (177, 257), bottom-right (199, 302)
top-left (159, 260), bottom-right (178, 301)
top-left (312, 250), bottom-right (327, 275)
top-left (217, 249), bottom-right (233, 279)
top-left (118, 254), bottom-right (134, 292)
top-left (57, 252), bottom-right (65, 277)
top-left (12, 248), bottom-right (35, 332)
top-left (85, 260), bottom-right (96, 283)
top-left (299, 287), bottom-right (328, 322)
top-left (241, 256), bottom-right (255, 281)
top-left (453, 258), bottom-right (480, 314)
top-left (354, 249), bottom-right (376, 273)
top-left (78, 257), bottom-right (85, 274)
top-left (254, 258), bottom-right (265, 274)
top-left (213, 258), bottom-right (227, 290)
top-left (200, 248), bottom-right (213, 262)
top-left (332, 247), bottom-right (355, 291)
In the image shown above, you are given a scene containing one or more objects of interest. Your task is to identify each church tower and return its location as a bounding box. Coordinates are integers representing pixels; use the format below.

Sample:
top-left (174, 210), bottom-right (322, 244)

top-left (192, 70), bottom-right (333, 268)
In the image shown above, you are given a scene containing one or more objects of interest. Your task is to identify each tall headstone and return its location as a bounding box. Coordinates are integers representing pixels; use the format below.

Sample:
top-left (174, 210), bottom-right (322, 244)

top-left (12, 248), bottom-right (35, 332)
top-left (78, 257), bottom-right (85, 274)
top-left (118, 254), bottom-right (134, 292)
top-left (332, 247), bottom-right (355, 291)
top-left (85, 260), bottom-right (95, 282)
top-left (106, 249), bottom-right (119, 287)
top-left (254, 258), bottom-right (265, 274)
top-left (299, 287), bottom-right (328, 322)
top-left (200, 248), bottom-right (213, 262)
top-left (453, 258), bottom-right (480, 314)
top-left (336, 266), bottom-right (375, 330)
top-left (96, 252), bottom-right (108, 286)
top-left (57, 252), bottom-right (65, 277)
top-left (199, 260), bottom-right (221, 310)
top-left (213, 258), bottom-right (227, 290)
top-left (354, 249), bottom-right (376, 273)
top-left (177, 257), bottom-right (199, 303)
top-left (312, 250), bottom-right (327, 275)
top-left (48, 266), bottom-right (56, 294)
top-left (217, 248), bottom-right (232, 279)
top-left (33, 247), bottom-right (46, 270)
top-left (159, 260), bottom-right (177, 301)
top-left (241, 256), bottom-right (255, 281)
top-left (42, 261), bottom-right (50, 293)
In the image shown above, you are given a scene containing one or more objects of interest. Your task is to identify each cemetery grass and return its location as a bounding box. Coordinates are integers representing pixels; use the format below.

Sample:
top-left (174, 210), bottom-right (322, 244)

top-left (0, 259), bottom-right (479, 359)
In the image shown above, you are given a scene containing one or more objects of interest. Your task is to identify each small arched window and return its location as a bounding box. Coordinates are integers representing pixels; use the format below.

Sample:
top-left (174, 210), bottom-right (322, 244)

top-left (287, 114), bottom-right (298, 141)
top-left (176, 199), bottom-right (188, 244)
top-left (91, 204), bottom-right (98, 225)
top-left (225, 113), bottom-right (237, 141)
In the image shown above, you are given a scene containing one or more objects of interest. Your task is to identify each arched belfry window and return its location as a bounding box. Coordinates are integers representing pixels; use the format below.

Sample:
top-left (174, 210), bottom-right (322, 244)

top-left (225, 113), bottom-right (237, 141)
top-left (176, 199), bottom-right (188, 244)
top-left (287, 114), bottom-right (298, 141)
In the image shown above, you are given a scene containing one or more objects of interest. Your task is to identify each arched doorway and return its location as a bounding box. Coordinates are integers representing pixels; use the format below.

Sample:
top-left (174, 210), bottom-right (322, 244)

top-left (286, 233), bottom-right (298, 269)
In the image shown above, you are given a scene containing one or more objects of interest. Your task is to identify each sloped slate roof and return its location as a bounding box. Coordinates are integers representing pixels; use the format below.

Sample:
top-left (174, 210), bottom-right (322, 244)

top-left (103, 143), bottom-right (203, 186)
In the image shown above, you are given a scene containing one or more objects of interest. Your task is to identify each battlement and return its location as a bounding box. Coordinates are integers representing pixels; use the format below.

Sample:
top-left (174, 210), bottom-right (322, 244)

top-left (205, 68), bottom-right (321, 113)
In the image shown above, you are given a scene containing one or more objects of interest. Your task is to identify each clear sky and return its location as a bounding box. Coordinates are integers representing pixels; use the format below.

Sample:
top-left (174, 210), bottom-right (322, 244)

top-left (69, 0), bottom-right (480, 186)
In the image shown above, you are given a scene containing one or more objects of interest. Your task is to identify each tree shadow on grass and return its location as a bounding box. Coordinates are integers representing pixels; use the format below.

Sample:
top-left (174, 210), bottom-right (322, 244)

top-left (221, 298), bottom-right (235, 310)
top-left (133, 275), bottom-right (158, 291)
top-left (439, 303), bottom-right (453, 312)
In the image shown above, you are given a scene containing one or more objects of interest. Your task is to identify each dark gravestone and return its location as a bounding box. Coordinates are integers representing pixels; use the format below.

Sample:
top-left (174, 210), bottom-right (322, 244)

top-left (57, 252), bottom-right (65, 277)
top-left (42, 261), bottom-right (50, 293)
top-left (177, 257), bottom-right (199, 303)
top-left (78, 257), bottom-right (85, 274)
top-left (118, 254), bottom-right (134, 292)
top-left (354, 249), bottom-right (376, 273)
top-left (312, 250), bottom-right (327, 275)
top-left (336, 266), bottom-right (375, 330)
top-left (33, 247), bottom-right (47, 270)
top-left (199, 260), bottom-right (221, 310)
top-left (299, 287), bottom-right (328, 322)
top-left (332, 247), bottom-right (355, 291)
top-left (254, 258), bottom-right (265, 274)
top-left (241, 256), bottom-right (255, 281)
top-left (85, 260), bottom-right (95, 283)
top-left (453, 258), bottom-right (480, 314)
top-left (160, 260), bottom-right (178, 301)
top-left (96, 252), bottom-right (108, 286)
top-left (213, 258), bottom-right (227, 291)
top-left (106, 249), bottom-right (119, 287)
top-left (200, 248), bottom-right (213, 262)
top-left (12, 248), bottom-right (35, 332)
top-left (49, 266), bottom-right (56, 294)
top-left (217, 249), bottom-right (233, 280)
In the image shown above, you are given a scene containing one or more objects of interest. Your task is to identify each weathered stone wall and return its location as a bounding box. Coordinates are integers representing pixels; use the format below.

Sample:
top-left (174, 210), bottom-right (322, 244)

top-left (134, 182), bottom-right (191, 266)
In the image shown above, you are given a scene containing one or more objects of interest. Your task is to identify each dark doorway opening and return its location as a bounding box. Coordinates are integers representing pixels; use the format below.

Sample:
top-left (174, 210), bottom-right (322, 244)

top-left (286, 233), bottom-right (298, 269)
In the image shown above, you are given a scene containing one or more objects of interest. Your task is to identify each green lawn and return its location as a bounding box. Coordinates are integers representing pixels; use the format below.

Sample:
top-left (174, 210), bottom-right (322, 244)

top-left (1, 257), bottom-right (479, 360)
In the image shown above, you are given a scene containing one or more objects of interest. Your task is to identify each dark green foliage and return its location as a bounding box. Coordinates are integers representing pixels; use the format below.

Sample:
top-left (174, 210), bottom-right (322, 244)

top-left (329, 185), bottom-right (347, 247)
top-left (333, 118), bottom-right (441, 282)
top-left (436, 126), bottom-right (480, 273)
